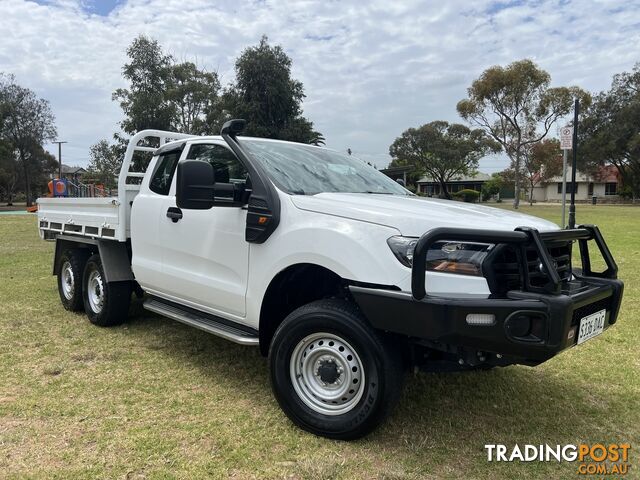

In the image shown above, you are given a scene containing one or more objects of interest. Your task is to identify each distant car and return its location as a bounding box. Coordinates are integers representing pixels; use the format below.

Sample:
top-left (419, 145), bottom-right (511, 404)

top-left (37, 120), bottom-right (624, 440)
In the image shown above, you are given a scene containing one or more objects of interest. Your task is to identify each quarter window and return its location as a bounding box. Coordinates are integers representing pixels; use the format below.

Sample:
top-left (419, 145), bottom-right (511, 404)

top-left (149, 151), bottom-right (181, 195)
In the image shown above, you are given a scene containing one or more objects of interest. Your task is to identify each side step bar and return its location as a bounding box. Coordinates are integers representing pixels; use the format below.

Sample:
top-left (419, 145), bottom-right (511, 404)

top-left (144, 297), bottom-right (259, 346)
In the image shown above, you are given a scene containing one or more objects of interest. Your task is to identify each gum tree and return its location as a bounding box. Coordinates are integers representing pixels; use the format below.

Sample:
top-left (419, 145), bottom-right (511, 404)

top-left (579, 63), bottom-right (640, 200)
top-left (389, 121), bottom-right (500, 199)
top-left (457, 59), bottom-right (589, 208)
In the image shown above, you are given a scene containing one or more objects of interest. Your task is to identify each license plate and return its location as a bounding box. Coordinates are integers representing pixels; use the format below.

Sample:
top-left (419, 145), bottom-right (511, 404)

top-left (577, 309), bottom-right (606, 345)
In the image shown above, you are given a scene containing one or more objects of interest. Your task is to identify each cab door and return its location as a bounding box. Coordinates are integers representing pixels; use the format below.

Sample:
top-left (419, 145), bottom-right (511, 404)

top-left (158, 141), bottom-right (250, 319)
top-left (131, 148), bottom-right (184, 294)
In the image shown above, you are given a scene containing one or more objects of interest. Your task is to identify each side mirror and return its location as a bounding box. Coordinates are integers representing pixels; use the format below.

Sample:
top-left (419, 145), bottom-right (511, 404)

top-left (396, 178), bottom-right (406, 187)
top-left (176, 160), bottom-right (214, 209)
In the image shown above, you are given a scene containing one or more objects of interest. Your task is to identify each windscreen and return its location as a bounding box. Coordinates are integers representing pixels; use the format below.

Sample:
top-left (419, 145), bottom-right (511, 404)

top-left (243, 139), bottom-right (411, 196)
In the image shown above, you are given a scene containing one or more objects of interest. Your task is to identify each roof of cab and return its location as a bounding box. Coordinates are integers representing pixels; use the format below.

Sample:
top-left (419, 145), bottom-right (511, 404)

top-left (153, 135), bottom-right (331, 156)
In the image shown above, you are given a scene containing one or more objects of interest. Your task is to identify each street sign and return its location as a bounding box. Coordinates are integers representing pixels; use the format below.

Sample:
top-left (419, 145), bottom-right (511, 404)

top-left (560, 126), bottom-right (573, 150)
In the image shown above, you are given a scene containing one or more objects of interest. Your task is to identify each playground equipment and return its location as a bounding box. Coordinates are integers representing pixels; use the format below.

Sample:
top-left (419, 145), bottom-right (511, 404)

top-left (28, 179), bottom-right (112, 213)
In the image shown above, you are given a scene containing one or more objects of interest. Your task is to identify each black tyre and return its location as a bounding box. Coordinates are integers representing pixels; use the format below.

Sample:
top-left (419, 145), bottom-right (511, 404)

top-left (57, 249), bottom-right (90, 311)
top-left (82, 254), bottom-right (131, 327)
top-left (269, 299), bottom-right (403, 440)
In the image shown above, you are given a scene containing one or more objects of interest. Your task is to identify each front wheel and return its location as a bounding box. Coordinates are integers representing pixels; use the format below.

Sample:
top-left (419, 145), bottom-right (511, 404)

top-left (82, 254), bottom-right (131, 327)
top-left (269, 299), bottom-right (403, 440)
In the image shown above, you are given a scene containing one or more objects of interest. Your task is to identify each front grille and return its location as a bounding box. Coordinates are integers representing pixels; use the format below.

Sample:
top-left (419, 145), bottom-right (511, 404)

top-left (485, 240), bottom-right (573, 294)
top-left (527, 242), bottom-right (572, 287)
top-left (571, 297), bottom-right (611, 326)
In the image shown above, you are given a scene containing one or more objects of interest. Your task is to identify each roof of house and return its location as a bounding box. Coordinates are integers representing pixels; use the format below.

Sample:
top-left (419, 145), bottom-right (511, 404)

top-left (380, 165), bottom-right (415, 174)
top-left (543, 165), bottom-right (620, 184)
top-left (60, 165), bottom-right (87, 174)
top-left (417, 172), bottom-right (492, 184)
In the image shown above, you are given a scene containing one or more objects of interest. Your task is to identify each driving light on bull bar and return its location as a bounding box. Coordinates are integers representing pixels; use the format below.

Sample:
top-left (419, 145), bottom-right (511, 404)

top-left (387, 236), bottom-right (493, 276)
top-left (466, 313), bottom-right (496, 326)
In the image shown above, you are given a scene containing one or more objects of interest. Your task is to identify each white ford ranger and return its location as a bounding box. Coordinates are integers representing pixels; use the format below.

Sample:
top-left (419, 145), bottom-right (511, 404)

top-left (37, 119), bottom-right (624, 439)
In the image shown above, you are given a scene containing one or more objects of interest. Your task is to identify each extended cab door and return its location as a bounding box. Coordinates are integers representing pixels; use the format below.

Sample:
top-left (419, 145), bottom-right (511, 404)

top-left (131, 148), bottom-right (184, 294)
top-left (158, 141), bottom-right (250, 319)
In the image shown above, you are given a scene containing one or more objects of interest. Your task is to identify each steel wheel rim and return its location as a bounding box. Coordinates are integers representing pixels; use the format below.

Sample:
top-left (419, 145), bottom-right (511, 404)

top-left (290, 332), bottom-right (365, 416)
top-left (87, 269), bottom-right (104, 314)
top-left (61, 261), bottom-right (75, 300)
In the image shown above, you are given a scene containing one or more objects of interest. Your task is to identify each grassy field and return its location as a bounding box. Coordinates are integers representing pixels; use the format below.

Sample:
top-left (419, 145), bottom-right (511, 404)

top-left (0, 205), bottom-right (638, 479)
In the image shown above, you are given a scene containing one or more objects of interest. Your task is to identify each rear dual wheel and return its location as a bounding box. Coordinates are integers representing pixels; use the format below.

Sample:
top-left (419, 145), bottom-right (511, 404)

top-left (82, 254), bottom-right (131, 327)
top-left (57, 249), bottom-right (90, 311)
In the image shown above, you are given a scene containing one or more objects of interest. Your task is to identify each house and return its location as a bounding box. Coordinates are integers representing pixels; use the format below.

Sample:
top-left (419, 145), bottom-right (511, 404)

top-left (53, 165), bottom-right (87, 183)
top-left (379, 165), bottom-right (414, 186)
top-left (416, 172), bottom-right (493, 197)
top-left (531, 165), bottom-right (621, 203)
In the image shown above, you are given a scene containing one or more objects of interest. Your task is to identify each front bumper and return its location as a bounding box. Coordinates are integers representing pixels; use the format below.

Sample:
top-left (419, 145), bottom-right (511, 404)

top-left (350, 225), bottom-right (624, 366)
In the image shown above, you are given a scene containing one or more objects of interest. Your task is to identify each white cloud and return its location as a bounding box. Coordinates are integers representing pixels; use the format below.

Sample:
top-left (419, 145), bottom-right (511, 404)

top-left (1, 0), bottom-right (639, 171)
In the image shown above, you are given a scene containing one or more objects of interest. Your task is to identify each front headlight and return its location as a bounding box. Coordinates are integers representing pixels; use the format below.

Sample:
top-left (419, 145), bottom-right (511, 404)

top-left (387, 236), bottom-right (493, 276)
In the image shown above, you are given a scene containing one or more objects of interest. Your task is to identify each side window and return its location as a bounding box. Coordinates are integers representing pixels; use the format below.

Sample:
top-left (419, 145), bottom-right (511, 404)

top-left (186, 144), bottom-right (248, 185)
top-left (149, 151), bottom-right (181, 195)
top-left (605, 182), bottom-right (617, 195)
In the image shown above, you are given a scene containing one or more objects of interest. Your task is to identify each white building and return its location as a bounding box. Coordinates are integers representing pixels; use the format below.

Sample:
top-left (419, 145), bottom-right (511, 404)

top-left (531, 165), bottom-right (620, 203)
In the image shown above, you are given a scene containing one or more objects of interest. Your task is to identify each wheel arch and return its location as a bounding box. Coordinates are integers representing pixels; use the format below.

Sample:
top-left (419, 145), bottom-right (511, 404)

top-left (258, 263), bottom-right (344, 356)
top-left (53, 235), bottom-right (134, 283)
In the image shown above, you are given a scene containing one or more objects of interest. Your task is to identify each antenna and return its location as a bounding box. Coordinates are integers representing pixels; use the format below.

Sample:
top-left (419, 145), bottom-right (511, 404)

top-left (568, 99), bottom-right (579, 229)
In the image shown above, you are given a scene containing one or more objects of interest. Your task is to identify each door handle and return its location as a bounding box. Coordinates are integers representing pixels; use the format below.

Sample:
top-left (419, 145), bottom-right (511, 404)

top-left (166, 207), bottom-right (183, 223)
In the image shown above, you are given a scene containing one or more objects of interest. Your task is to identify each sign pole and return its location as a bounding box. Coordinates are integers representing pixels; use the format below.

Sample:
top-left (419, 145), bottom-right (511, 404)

top-left (568, 99), bottom-right (579, 229)
top-left (561, 149), bottom-right (568, 228)
top-left (559, 124), bottom-right (573, 229)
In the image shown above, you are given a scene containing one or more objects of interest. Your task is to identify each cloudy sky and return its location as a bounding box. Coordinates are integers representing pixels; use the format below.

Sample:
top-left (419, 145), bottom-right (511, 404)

top-left (2, 0), bottom-right (639, 172)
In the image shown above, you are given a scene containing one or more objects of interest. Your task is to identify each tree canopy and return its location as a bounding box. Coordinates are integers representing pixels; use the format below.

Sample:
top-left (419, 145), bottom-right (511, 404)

top-left (112, 36), bottom-right (176, 135)
top-left (0, 73), bottom-right (57, 205)
top-left (389, 121), bottom-right (500, 199)
top-left (457, 59), bottom-right (589, 208)
top-left (169, 61), bottom-right (220, 135)
top-left (99, 35), bottom-right (323, 181)
top-left (86, 140), bottom-right (122, 189)
top-left (520, 138), bottom-right (563, 205)
top-left (579, 63), bottom-right (640, 199)
top-left (219, 36), bottom-right (322, 144)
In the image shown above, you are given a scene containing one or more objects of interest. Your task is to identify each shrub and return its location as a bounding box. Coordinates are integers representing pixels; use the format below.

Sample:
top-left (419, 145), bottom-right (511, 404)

top-left (452, 189), bottom-right (480, 203)
top-left (481, 173), bottom-right (504, 201)
top-left (618, 185), bottom-right (634, 200)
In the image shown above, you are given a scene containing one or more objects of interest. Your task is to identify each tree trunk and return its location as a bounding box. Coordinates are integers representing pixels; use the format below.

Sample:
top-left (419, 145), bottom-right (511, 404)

top-left (20, 150), bottom-right (32, 207)
top-left (513, 144), bottom-right (521, 209)
top-left (529, 181), bottom-right (535, 205)
top-left (440, 180), bottom-right (451, 200)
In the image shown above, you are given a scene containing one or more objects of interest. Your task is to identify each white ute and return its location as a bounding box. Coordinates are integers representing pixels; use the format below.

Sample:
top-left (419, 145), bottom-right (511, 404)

top-left (38, 119), bottom-right (624, 439)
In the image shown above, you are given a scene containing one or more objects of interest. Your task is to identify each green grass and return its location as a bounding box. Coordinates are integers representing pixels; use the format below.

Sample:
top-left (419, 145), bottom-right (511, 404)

top-left (1, 205), bottom-right (638, 479)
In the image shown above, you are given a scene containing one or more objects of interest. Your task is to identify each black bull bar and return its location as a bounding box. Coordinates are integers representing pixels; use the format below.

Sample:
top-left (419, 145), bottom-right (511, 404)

top-left (411, 224), bottom-right (618, 300)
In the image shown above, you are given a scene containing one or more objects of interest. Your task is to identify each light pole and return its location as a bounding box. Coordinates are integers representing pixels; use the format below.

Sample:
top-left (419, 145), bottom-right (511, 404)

top-left (52, 140), bottom-right (67, 180)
